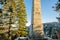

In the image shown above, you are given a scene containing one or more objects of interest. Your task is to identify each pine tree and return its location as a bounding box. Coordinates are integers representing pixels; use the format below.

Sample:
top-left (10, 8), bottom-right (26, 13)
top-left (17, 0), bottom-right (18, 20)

top-left (0, 0), bottom-right (28, 40)
top-left (11, 0), bottom-right (28, 38)
top-left (53, 0), bottom-right (60, 11)
top-left (53, 0), bottom-right (60, 39)
top-left (15, 0), bottom-right (28, 37)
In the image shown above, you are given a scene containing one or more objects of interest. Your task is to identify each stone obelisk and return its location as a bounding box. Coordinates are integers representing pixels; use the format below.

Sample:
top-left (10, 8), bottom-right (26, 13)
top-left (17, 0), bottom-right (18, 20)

top-left (32, 0), bottom-right (44, 39)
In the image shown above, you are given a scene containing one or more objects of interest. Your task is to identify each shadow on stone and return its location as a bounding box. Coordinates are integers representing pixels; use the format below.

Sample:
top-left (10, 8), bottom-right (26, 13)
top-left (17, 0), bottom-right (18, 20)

top-left (31, 31), bottom-right (44, 40)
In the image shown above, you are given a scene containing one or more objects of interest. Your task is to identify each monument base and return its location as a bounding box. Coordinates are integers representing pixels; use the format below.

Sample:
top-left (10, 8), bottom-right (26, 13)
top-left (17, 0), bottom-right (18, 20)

top-left (31, 34), bottom-right (44, 40)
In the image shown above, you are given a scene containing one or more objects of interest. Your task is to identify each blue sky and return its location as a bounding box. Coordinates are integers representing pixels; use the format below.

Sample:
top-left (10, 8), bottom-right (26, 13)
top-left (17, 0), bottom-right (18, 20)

top-left (0, 4), bottom-right (2, 8)
top-left (24, 0), bottom-right (59, 26)
top-left (24, 0), bottom-right (32, 26)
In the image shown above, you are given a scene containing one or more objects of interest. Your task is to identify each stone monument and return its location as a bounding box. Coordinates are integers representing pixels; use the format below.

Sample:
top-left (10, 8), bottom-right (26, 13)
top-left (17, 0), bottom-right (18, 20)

top-left (31, 0), bottom-right (44, 39)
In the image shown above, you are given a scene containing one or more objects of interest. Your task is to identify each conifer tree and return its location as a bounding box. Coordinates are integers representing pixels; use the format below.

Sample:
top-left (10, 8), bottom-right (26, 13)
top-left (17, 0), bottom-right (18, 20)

top-left (0, 0), bottom-right (28, 40)
top-left (15, 0), bottom-right (28, 37)
top-left (11, 0), bottom-right (28, 38)
top-left (53, 0), bottom-right (60, 11)
top-left (53, 0), bottom-right (60, 39)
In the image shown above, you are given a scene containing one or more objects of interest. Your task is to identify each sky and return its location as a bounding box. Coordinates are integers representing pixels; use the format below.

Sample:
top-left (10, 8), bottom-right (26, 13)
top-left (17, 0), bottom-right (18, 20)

top-left (0, 0), bottom-right (59, 26)
top-left (24, 0), bottom-right (59, 26)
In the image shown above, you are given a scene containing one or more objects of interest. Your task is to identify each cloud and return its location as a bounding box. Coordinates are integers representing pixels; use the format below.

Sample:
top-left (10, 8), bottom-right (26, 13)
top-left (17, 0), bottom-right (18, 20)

top-left (26, 21), bottom-right (31, 26)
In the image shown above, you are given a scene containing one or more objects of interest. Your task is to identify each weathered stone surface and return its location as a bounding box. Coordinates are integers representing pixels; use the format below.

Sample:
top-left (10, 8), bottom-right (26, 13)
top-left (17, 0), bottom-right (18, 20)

top-left (32, 0), bottom-right (44, 38)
